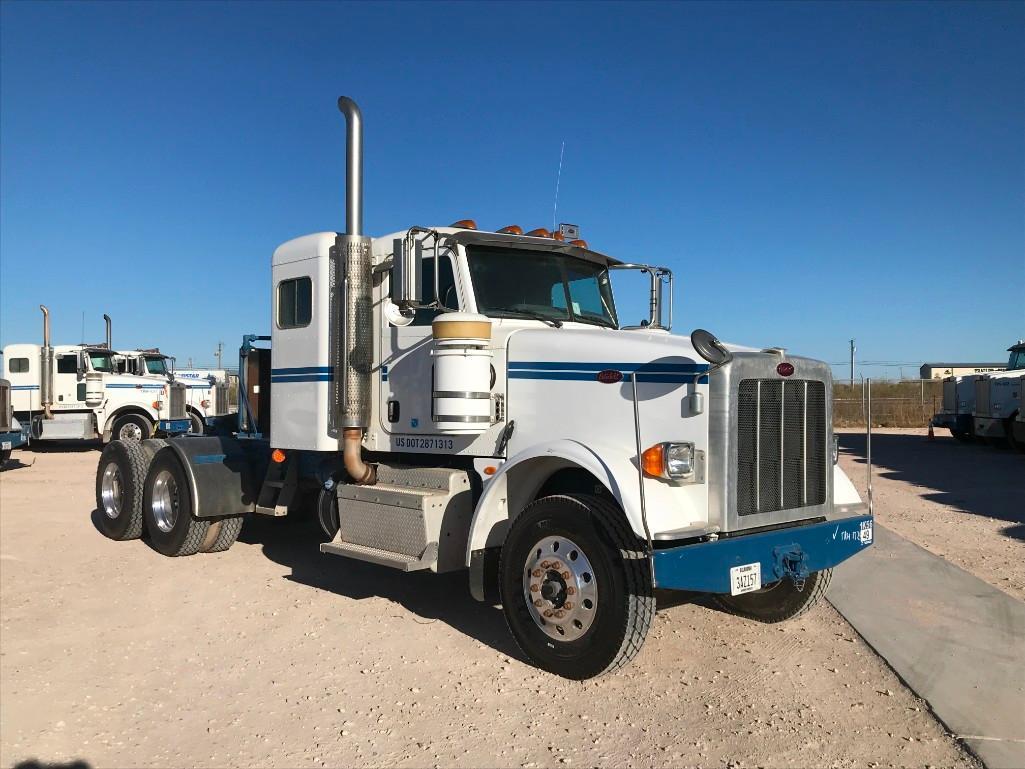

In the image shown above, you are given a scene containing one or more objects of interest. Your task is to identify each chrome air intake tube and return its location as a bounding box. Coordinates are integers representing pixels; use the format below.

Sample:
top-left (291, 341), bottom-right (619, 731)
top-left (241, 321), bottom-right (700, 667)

top-left (104, 313), bottom-right (112, 349)
top-left (335, 96), bottom-right (375, 484)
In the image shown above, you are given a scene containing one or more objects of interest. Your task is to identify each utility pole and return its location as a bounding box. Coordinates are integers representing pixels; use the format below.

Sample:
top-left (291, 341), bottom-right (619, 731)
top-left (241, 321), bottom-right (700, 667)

top-left (215, 341), bottom-right (223, 369)
top-left (849, 339), bottom-right (856, 385)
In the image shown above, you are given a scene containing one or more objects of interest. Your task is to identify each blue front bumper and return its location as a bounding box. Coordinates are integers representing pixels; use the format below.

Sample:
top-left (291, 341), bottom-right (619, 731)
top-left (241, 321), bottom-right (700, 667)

top-left (653, 515), bottom-right (873, 594)
top-left (159, 419), bottom-right (191, 435)
top-left (0, 428), bottom-right (27, 451)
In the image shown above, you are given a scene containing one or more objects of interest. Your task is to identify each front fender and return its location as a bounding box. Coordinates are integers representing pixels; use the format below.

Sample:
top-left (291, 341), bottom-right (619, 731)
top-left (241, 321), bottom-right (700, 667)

top-left (464, 438), bottom-right (709, 565)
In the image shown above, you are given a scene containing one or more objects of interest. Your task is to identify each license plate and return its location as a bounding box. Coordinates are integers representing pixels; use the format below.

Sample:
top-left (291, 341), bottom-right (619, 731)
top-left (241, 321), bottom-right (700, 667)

top-left (1, 441), bottom-right (11, 451)
top-left (730, 562), bottom-right (761, 596)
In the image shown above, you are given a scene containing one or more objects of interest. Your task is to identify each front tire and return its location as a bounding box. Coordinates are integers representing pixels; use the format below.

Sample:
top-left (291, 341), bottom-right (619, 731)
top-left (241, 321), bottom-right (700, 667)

top-left (111, 414), bottom-right (152, 443)
top-left (499, 494), bottom-right (654, 680)
top-left (94, 440), bottom-right (149, 540)
top-left (713, 568), bottom-right (832, 623)
top-left (143, 450), bottom-right (210, 556)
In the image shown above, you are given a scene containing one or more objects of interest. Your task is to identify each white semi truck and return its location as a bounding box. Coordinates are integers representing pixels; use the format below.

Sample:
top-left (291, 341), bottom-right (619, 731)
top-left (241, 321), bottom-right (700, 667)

top-left (116, 351), bottom-right (232, 433)
top-left (0, 378), bottom-right (29, 464)
top-left (972, 341), bottom-right (1025, 447)
top-left (3, 307), bottom-right (191, 443)
top-left (94, 96), bottom-right (873, 679)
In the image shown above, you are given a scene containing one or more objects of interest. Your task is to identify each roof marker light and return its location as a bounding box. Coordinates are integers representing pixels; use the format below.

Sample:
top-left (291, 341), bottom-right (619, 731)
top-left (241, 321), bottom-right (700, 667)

top-left (526, 228), bottom-right (552, 238)
top-left (450, 219), bottom-right (477, 230)
top-left (570, 239), bottom-right (589, 249)
top-left (497, 225), bottom-right (523, 235)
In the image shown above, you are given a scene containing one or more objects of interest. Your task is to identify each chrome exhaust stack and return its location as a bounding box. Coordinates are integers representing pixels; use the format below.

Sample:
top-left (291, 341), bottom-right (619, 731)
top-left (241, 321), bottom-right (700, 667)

top-left (334, 96), bottom-right (375, 484)
top-left (103, 313), bottom-right (112, 349)
top-left (40, 305), bottom-right (53, 419)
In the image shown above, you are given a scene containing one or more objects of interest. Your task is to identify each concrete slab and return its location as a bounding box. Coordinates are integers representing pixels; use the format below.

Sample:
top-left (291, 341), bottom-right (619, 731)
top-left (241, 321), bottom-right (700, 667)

top-left (829, 525), bottom-right (1025, 769)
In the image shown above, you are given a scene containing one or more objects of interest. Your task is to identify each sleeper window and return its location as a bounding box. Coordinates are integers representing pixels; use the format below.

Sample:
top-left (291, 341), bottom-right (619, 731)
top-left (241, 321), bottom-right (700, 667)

top-left (9, 358), bottom-right (29, 373)
top-left (278, 277), bottom-right (313, 329)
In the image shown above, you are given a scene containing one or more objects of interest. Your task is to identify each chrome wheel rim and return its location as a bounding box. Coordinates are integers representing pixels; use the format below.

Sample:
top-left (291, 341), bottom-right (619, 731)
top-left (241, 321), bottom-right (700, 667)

top-left (118, 422), bottom-right (143, 441)
top-left (151, 469), bottom-right (180, 533)
top-left (100, 463), bottom-right (122, 519)
top-left (523, 535), bottom-right (598, 641)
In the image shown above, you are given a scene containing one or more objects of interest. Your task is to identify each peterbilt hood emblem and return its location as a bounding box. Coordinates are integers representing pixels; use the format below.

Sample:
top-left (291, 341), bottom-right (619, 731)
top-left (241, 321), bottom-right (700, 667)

top-left (597, 369), bottom-right (623, 384)
top-left (776, 362), bottom-right (795, 377)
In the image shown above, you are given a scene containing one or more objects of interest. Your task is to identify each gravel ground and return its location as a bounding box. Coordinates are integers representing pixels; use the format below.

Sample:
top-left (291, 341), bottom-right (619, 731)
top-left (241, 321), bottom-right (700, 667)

top-left (837, 427), bottom-right (1025, 600)
top-left (1, 447), bottom-right (978, 768)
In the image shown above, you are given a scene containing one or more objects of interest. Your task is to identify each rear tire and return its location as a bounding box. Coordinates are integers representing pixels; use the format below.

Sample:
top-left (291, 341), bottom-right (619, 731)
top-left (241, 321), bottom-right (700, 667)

top-left (316, 487), bottom-right (340, 541)
top-left (143, 450), bottom-right (209, 556)
top-left (499, 493), bottom-right (654, 680)
top-left (951, 429), bottom-right (970, 443)
top-left (95, 440), bottom-right (149, 540)
top-left (713, 568), bottom-right (832, 623)
top-left (200, 516), bottom-right (244, 553)
top-left (0, 448), bottom-right (11, 464)
top-left (112, 414), bottom-right (152, 443)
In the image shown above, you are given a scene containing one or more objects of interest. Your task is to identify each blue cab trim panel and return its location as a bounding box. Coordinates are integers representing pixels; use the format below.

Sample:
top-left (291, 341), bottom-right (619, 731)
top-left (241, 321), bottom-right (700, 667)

top-left (106, 384), bottom-right (165, 390)
top-left (11, 385), bottom-right (40, 390)
top-left (653, 515), bottom-right (873, 594)
top-left (509, 361), bottom-right (709, 384)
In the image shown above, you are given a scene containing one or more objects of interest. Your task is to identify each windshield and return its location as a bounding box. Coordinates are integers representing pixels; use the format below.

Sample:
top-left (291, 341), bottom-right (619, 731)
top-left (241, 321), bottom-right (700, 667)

top-left (145, 356), bottom-right (169, 375)
top-left (1008, 349), bottom-right (1025, 371)
top-left (89, 352), bottom-right (115, 373)
top-left (466, 246), bottom-right (618, 327)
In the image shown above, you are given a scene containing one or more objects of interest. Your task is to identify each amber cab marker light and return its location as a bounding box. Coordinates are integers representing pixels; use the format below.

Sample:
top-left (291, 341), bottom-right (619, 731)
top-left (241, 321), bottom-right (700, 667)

top-left (271, 448), bottom-right (287, 464)
top-left (570, 239), bottom-right (589, 249)
top-left (641, 444), bottom-right (665, 478)
top-left (497, 225), bottom-right (523, 235)
top-left (552, 231), bottom-right (565, 241)
top-left (526, 228), bottom-right (552, 238)
top-left (151, 401), bottom-right (161, 409)
top-left (484, 466), bottom-right (498, 475)
top-left (450, 219), bottom-right (477, 230)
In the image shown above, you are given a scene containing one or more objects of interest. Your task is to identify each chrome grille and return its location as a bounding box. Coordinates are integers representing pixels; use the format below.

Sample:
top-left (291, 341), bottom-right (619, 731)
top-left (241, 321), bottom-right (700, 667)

top-left (214, 382), bottom-right (228, 415)
top-left (943, 379), bottom-right (956, 412)
top-left (0, 380), bottom-right (11, 432)
top-left (974, 378), bottom-right (991, 417)
top-left (736, 379), bottom-right (826, 516)
top-left (169, 383), bottom-right (187, 420)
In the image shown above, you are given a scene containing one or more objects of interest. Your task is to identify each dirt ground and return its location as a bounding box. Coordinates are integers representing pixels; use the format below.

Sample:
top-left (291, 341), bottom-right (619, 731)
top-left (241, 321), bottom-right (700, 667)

top-left (837, 427), bottom-right (1025, 601)
top-left (1, 446), bottom-right (981, 769)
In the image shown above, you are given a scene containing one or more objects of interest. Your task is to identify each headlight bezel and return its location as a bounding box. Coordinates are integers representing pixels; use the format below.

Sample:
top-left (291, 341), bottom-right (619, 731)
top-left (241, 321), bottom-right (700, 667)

top-left (642, 441), bottom-right (697, 481)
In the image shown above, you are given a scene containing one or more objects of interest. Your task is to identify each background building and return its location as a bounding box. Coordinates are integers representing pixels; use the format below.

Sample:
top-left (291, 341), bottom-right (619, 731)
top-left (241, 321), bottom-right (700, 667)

top-left (919, 363), bottom-right (1005, 379)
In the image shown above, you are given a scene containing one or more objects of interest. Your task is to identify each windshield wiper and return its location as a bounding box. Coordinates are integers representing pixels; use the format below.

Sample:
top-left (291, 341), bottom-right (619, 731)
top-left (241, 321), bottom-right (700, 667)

top-left (489, 310), bottom-right (564, 328)
top-left (570, 315), bottom-right (617, 330)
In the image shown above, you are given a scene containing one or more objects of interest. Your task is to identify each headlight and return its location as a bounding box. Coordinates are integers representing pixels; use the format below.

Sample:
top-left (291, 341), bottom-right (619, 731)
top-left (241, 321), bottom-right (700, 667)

top-left (642, 442), bottom-right (695, 480)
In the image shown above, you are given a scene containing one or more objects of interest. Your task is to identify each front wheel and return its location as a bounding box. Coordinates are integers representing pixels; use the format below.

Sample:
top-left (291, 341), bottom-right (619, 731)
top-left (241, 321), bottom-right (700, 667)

top-left (499, 494), bottom-right (654, 680)
top-left (112, 414), bottom-right (152, 443)
top-left (713, 568), bottom-right (832, 623)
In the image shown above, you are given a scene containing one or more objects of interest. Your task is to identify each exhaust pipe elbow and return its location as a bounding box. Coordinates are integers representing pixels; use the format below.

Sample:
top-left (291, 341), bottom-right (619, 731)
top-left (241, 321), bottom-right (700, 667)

top-left (40, 305), bottom-right (50, 346)
top-left (337, 96), bottom-right (363, 238)
top-left (103, 314), bottom-right (112, 349)
top-left (343, 427), bottom-right (376, 485)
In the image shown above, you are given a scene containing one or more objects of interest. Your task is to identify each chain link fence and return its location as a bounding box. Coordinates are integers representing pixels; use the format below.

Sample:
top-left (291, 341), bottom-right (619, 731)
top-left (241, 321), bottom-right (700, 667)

top-left (833, 379), bottom-right (942, 428)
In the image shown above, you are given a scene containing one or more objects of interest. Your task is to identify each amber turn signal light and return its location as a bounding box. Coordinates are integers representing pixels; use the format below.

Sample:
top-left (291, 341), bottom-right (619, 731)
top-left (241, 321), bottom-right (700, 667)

top-left (450, 219), bottom-right (477, 230)
top-left (271, 448), bottom-right (287, 463)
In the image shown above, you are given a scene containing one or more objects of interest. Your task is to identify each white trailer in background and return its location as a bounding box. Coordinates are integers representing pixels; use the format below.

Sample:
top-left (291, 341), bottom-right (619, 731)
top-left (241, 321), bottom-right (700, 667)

top-left (933, 374), bottom-right (989, 441)
top-left (2, 308), bottom-right (189, 443)
top-left (973, 341), bottom-right (1025, 447)
top-left (94, 96), bottom-right (874, 679)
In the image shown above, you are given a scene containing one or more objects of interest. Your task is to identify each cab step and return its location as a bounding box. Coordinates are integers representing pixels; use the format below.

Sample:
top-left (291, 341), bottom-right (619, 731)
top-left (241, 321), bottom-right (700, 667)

top-left (320, 539), bottom-right (439, 571)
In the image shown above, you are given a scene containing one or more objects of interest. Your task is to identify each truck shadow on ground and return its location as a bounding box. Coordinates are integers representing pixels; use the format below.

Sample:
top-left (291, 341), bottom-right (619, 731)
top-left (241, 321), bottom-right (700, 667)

top-left (238, 515), bottom-right (709, 660)
top-left (839, 432), bottom-right (1025, 539)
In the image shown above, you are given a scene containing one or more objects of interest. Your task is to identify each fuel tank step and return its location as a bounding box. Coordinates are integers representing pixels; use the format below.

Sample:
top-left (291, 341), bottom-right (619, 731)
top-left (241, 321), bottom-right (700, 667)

top-left (320, 538), bottom-right (438, 571)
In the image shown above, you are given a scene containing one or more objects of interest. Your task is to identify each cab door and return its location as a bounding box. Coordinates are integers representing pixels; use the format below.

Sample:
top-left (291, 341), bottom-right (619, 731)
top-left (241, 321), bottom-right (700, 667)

top-left (380, 249), bottom-right (460, 436)
top-left (53, 352), bottom-right (84, 408)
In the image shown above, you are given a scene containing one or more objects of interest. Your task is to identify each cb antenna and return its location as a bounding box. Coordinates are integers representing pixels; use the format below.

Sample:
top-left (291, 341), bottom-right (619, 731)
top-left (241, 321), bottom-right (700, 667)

top-left (552, 140), bottom-right (565, 231)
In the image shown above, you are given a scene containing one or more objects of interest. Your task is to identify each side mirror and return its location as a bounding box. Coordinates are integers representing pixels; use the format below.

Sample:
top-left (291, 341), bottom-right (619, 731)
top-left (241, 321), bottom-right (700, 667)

top-left (78, 352), bottom-right (88, 375)
top-left (392, 235), bottom-right (423, 309)
top-left (691, 328), bottom-right (733, 368)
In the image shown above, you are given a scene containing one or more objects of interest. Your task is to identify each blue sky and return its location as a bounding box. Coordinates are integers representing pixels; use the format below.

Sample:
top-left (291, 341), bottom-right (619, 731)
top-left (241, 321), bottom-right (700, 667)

top-left (2, 1), bottom-right (1022, 377)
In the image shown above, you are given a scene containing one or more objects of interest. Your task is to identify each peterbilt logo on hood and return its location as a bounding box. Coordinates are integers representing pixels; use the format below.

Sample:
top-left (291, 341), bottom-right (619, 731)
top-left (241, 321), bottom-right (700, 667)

top-left (596, 369), bottom-right (623, 384)
top-left (776, 362), bottom-right (795, 377)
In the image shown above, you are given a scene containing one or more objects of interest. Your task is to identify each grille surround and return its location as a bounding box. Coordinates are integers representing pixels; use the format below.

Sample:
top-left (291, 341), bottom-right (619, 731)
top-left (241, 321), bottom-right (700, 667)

top-left (214, 382), bottom-right (229, 416)
top-left (0, 379), bottom-right (11, 433)
top-left (942, 378), bottom-right (956, 412)
top-left (168, 383), bottom-right (187, 420)
top-left (974, 377), bottom-right (991, 417)
top-left (706, 353), bottom-right (834, 532)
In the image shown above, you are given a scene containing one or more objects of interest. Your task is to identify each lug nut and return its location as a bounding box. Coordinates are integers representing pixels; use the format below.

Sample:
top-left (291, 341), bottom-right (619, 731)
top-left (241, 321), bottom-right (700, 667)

top-left (561, 571), bottom-right (570, 580)
top-left (534, 599), bottom-right (543, 607)
top-left (564, 602), bottom-right (573, 609)
top-left (543, 609), bottom-right (553, 618)
top-left (540, 561), bottom-right (550, 569)
top-left (554, 610), bottom-right (565, 619)
top-left (532, 569), bottom-right (542, 578)
top-left (566, 586), bottom-right (576, 595)
top-left (529, 584), bottom-right (540, 593)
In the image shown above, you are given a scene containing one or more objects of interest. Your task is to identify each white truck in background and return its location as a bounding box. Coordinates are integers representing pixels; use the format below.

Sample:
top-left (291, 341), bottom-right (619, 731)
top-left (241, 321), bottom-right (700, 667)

top-left (972, 341), bottom-right (1025, 448)
top-left (93, 96), bottom-right (874, 679)
top-left (3, 307), bottom-right (190, 443)
top-left (116, 350), bottom-right (233, 433)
